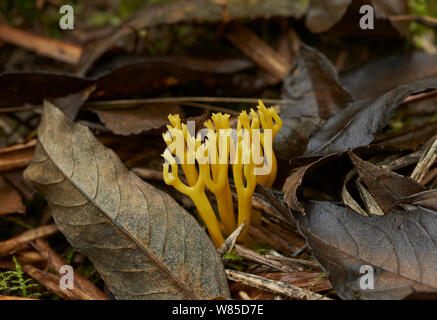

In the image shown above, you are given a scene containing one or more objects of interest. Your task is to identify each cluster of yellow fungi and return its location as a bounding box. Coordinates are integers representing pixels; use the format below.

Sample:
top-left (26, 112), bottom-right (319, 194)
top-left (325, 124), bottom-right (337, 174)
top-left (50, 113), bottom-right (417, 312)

top-left (162, 101), bottom-right (282, 248)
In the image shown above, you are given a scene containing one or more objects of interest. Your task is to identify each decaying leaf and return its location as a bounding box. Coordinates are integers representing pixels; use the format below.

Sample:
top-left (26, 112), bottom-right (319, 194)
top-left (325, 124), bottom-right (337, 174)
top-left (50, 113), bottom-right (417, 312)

top-left (305, 0), bottom-right (352, 33)
top-left (23, 101), bottom-right (230, 300)
top-left (283, 151), bottom-right (350, 215)
top-left (48, 85), bottom-right (96, 120)
top-left (304, 78), bottom-right (437, 157)
top-left (340, 51), bottom-right (437, 100)
top-left (348, 152), bottom-right (426, 214)
top-left (398, 190), bottom-right (437, 211)
top-left (275, 43), bottom-right (351, 160)
top-left (297, 200), bottom-right (437, 300)
top-left (281, 43), bottom-right (352, 120)
top-left (92, 104), bottom-right (181, 136)
top-left (341, 169), bottom-right (369, 217)
top-left (0, 177), bottom-right (25, 215)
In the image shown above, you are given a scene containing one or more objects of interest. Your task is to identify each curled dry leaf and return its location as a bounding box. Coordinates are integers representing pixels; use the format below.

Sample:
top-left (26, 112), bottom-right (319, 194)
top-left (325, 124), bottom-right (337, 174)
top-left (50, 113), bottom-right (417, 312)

top-left (281, 43), bottom-right (352, 120)
top-left (48, 85), bottom-right (96, 120)
top-left (348, 152), bottom-right (426, 214)
top-left (304, 78), bottom-right (437, 157)
top-left (23, 101), bottom-right (230, 300)
top-left (398, 190), bottom-right (437, 211)
top-left (283, 151), bottom-right (350, 214)
top-left (297, 200), bottom-right (437, 300)
top-left (276, 43), bottom-right (351, 161)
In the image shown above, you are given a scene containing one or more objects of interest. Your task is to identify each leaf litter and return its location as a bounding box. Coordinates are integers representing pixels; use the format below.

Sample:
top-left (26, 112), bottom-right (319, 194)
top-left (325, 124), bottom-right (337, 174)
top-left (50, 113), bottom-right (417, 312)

top-left (1, 0), bottom-right (437, 301)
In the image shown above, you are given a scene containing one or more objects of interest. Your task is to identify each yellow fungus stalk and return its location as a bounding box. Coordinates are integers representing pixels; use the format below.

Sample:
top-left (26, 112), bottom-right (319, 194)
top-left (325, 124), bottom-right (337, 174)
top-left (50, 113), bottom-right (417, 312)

top-left (162, 142), bottom-right (225, 248)
top-left (232, 115), bottom-right (257, 242)
top-left (200, 114), bottom-right (236, 235)
top-left (161, 102), bottom-right (282, 248)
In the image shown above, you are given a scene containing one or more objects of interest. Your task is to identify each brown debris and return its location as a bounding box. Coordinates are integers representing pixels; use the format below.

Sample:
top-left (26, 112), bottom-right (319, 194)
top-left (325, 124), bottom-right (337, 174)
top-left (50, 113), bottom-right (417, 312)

top-left (226, 22), bottom-right (292, 80)
top-left (0, 24), bottom-right (83, 64)
top-left (0, 140), bottom-right (36, 173)
top-left (32, 239), bottom-right (109, 300)
top-left (0, 224), bottom-right (58, 258)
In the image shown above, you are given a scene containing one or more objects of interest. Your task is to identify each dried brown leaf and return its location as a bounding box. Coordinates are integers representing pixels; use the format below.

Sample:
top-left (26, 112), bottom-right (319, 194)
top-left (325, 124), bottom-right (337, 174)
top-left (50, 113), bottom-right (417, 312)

top-left (349, 152), bottom-right (426, 214)
top-left (0, 176), bottom-right (25, 215)
top-left (92, 104), bottom-right (181, 136)
top-left (23, 101), bottom-right (230, 300)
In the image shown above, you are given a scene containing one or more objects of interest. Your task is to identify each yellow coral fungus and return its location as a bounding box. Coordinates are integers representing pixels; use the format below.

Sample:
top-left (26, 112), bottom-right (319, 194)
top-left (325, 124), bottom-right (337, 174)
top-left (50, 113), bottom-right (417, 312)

top-left (200, 113), bottom-right (236, 235)
top-left (162, 101), bottom-right (282, 247)
top-left (162, 143), bottom-right (225, 248)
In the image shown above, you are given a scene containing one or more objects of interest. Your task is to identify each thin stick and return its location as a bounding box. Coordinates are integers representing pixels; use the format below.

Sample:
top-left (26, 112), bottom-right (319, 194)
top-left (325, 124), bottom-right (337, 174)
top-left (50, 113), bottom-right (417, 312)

top-left (265, 254), bottom-right (320, 269)
top-left (389, 15), bottom-right (437, 29)
top-left (32, 239), bottom-right (108, 300)
top-left (411, 137), bottom-right (437, 183)
top-left (22, 264), bottom-right (93, 300)
top-left (225, 269), bottom-right (331, 300)
top-left (254, 184), bottom-right (295, 227)
top-left (0, 295), bottom-right (37, 300)
top-left (421, 167), bottom-right (437, 185)
top-left (226, 23), bottom-right (291, 80)
top-left (0, 24), bottom-right (83, 64)
top-left (234, 245), bottom-right (297, 273)
top-left (0, 224), bottom-right (58, 257)
top-left (87, 97), bottom-right (295, 108)
top-left (217, 222), bottom-right (246, 255)
top-left (179, 102), bottom-right (240, 116)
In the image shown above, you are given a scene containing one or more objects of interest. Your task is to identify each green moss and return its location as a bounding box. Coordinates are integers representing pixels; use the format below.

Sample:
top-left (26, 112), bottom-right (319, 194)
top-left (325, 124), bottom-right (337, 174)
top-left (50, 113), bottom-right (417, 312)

top-left (65, 248), bottom-right (76, 264)
top-left (0, 257), bottom-right (41, 298)
top-left (222, 253), bottom-right (244, 262)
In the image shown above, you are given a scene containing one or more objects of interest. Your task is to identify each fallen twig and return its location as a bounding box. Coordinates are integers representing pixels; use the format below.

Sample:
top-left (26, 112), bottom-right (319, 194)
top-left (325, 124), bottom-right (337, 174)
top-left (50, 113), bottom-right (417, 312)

top-left (265, 254), bottom-right (320, 269)
top-left (225, 269), bottom-right (331, 300)
top-left (32, 239), bottom-right (109, 300)
top-left (411, 136), bottom-right (437, 183)
top-left (389, 15), bottom-right (437, 29)
top-left (234, 245), bottom-right (298, 273)
top-left (218, 222), bottom-right (246, 255)
top-left (0, 24), bottom-right (83, 64)
top-left (226, 22), bottom-right (292, 80)
top-left (0, 140), bottom-right (36, 173)
top-left (87, 97), bottom-right (296, 108)
top-left (0, 224), bottom-right (58, 258)
top-left (22, 264), bottom-right (94, 300)
top-left (0, 295), bottom-right (37, 300)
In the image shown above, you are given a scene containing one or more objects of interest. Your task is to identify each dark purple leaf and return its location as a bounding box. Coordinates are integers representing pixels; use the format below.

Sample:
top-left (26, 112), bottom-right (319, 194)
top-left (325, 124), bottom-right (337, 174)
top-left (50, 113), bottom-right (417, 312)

top-left (304, 78), bottom-right (437, 157)
top-left (348, 152), bottom-right (426, 214)
top-left (297, 200), bottom-right (437, 299)
top-left (275, 44), bottom-right (351, 161)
